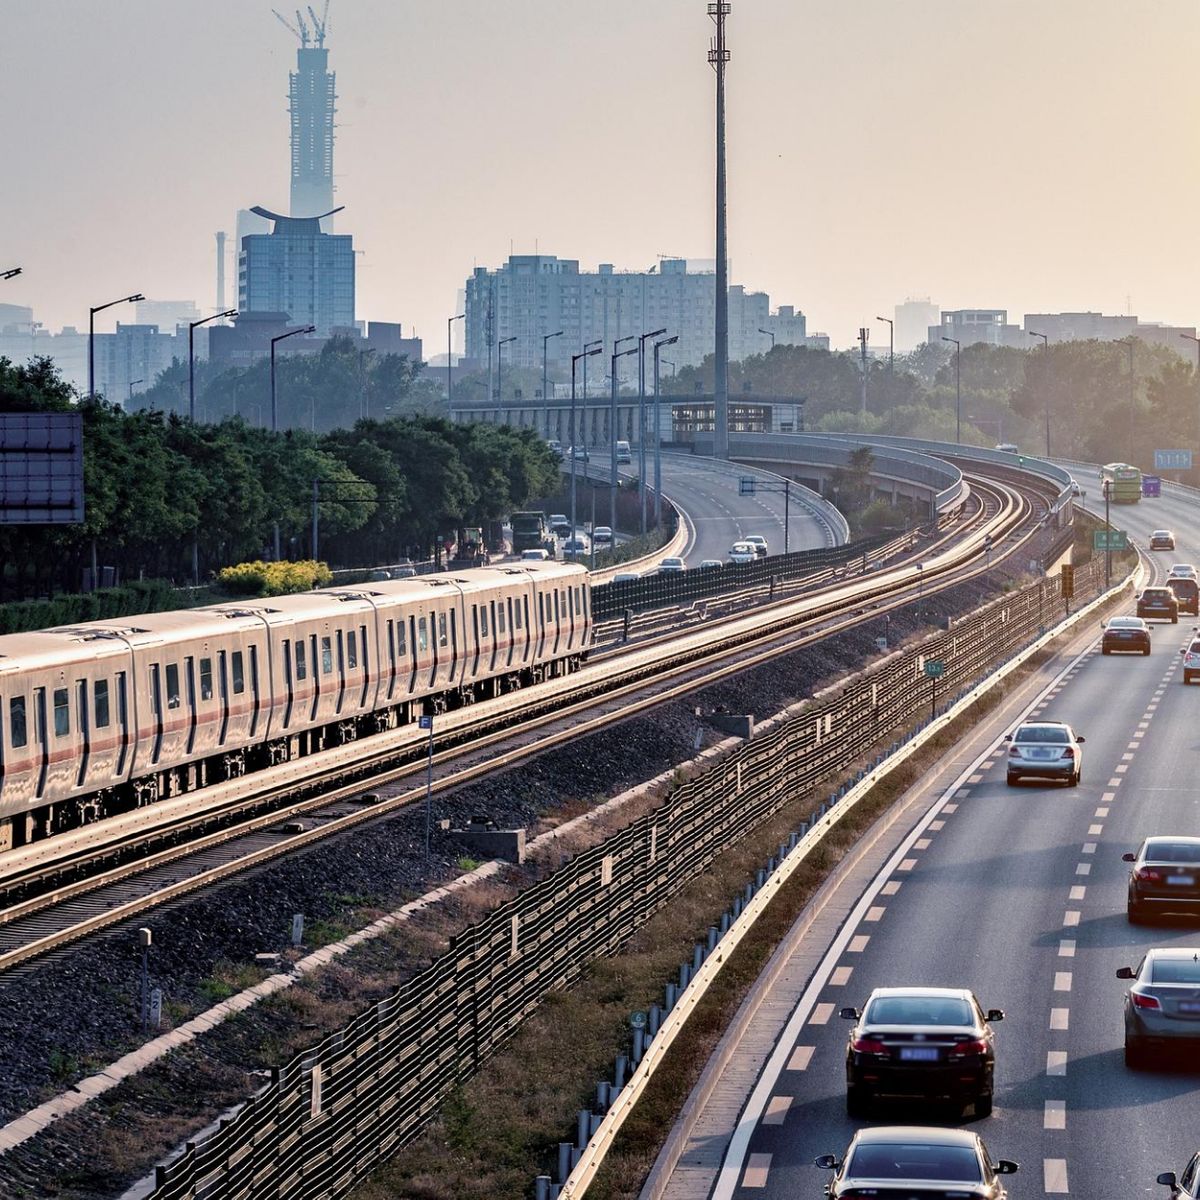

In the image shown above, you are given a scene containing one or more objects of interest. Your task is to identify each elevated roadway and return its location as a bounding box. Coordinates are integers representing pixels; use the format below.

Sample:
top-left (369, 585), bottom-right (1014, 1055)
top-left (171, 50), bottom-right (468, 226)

top-left (652, 478), bottom-right (1200, 1200)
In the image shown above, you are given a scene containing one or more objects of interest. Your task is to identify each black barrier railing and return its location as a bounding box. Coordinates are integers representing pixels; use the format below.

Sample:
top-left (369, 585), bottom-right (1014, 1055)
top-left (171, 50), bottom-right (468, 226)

top-left (592, 529), bottom-right (904, 622)
top-left (149, 555), bottom-right (1113, 1200)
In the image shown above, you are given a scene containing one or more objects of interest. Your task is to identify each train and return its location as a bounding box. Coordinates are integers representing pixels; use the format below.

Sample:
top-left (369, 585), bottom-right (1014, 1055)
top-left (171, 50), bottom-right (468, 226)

top-left (0, 560), bottom-right (592, 853)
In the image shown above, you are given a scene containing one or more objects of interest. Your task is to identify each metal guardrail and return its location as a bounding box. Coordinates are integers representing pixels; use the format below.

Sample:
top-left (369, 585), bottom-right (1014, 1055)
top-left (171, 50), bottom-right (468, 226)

top-left (146, 550), bottom-right (1113, 1200)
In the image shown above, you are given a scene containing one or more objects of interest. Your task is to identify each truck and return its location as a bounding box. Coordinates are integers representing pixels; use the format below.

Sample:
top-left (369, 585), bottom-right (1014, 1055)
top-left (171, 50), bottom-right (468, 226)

top-left (510, 511), bottom-right (556, 557)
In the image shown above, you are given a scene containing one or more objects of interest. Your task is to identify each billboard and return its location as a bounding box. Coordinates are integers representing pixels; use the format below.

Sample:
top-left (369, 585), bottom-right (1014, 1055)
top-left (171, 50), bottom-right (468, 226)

top-left (0, 412), bottom-right (85, 524)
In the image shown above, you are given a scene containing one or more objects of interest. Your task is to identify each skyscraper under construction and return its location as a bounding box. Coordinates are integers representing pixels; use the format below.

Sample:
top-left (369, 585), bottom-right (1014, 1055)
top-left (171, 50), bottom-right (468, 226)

top-left (274, 5), bottom-right (336, 220)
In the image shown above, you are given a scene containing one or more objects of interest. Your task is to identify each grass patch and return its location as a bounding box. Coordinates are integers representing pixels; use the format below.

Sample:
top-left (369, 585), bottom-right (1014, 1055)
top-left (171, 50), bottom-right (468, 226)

top-left (456, 856), bottom-right (482, 872)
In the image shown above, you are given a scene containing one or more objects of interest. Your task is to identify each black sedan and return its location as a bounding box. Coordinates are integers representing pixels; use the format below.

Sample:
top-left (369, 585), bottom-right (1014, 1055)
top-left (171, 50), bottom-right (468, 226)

top-left (1102, 616), bottom-right (1152, 655)
top-left (841, 986), bottom-right (1002, 1117)
top-left (815, 1127), bottom-right (1018, 1199)
top-left (1126, 837), bottom-right (1200, 923)
top-left (1138, 587), bottom-right (1180, 622)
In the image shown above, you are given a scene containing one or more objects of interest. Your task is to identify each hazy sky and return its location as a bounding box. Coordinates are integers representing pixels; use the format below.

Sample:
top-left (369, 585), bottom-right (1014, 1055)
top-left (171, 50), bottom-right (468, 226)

top-left (4, 0), bottom-right (1200, 351)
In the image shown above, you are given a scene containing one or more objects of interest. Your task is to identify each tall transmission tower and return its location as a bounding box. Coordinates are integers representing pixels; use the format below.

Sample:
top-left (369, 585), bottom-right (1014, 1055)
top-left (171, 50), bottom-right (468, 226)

top-left (708, 3), bottom-right (731, 460)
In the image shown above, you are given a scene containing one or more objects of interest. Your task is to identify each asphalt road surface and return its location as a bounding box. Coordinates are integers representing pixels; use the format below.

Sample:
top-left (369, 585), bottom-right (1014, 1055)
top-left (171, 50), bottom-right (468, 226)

top-left (702, 484), bottom-right (1200, 1199)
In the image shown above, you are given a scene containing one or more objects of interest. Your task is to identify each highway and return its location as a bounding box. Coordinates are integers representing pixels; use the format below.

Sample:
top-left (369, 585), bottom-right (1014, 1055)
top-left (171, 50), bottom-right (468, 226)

top-left (654, 453), bottom-right (834, 565)
top-left (664, 482), bottom-right (1200, 1199)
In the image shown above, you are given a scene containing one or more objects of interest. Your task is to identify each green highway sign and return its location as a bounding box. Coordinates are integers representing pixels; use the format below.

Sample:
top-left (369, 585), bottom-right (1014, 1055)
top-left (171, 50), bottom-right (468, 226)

top-left (1093, 529), bottom-right (1128, 551)
top-left (923, 659), bottom-right (944, 678)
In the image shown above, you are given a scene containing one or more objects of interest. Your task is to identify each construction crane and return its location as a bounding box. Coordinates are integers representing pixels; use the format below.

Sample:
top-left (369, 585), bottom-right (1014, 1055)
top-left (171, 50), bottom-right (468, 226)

top-left (307, 1), bottom-right (330, 48)
top-left (272, 8), bottom-right (309, 46)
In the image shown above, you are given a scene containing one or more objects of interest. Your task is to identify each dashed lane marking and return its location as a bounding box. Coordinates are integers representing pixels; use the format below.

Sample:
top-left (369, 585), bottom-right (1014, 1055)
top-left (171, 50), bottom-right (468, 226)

top-left (1044, 1100), bottom-right (1067, 1130)
top-left (1070, 886), bottom-right (1086, 901)
top-left (1121, 753), bottom-right (1135, 761)
top-left (810, 1003), bottom-right (835, 1025)
top-left (1101, 792), bottom-right (1116, 803)
top-left (1063, 911), bottom-right (1081, 926)
top-left (1059, 939), bottom-right (1076, 957)
top-left (929, 820), bottom-right (945, 831)
top-left (1075, 863), bottom-right (1091, 876)
top-left (897, 858), bottom-right (917, 872)
top-left (968, 774), bottom-right (983, 784)
top-left (1108, 777), bottom-right (1123, 787)
top-left (1050, 1008), bottom-right (1070, 1030)
top-left (1096, 807), bottom-right (1110, 817)
top-left (762, 1096), bottom-right (792, 1126)
top-left (1083, 842), bottom-right (1097, 854)
top-left (881, 881), bottom-right (902, 896)
top-left (847, 935), bottom-right (870, 952)
top-left (865, 906), bottom-right (887, 922)
top-left (1115, 764), bottom-right (1129, 774)
top-left (1044, 1158), bottom-right (1069, 1193)
top-left (915, 838), bottom-right (932, 850)
top-left (742, 1153), bottom-right (772, 1188)
top-left (1054, 971), bottom-right (1073, 991)
top-left (944, 802), bottom-right (960, 812)
top-left (1046, 1050), bottom-right (1068, 1076)
top-left (786, 1045), bottom-right (814, 1071)
top-left (830, 966), bottom-right (853, 986)
top-left (1088, 825), bottom-right (1104, 835)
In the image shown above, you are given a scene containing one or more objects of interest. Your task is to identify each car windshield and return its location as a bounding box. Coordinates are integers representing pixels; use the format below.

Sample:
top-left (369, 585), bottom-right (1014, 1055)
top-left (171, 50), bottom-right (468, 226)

top-left (865, 996), bottom-right (974, 1025)
top-left (1014, 725), bottom-right (1071, 743)
top-left (1145, 841), bottom-right (1200, 862)
top-left (1151, 959), bottom-right (1200, 984)
top-left (847, 1144), bottom-right (982, 1183)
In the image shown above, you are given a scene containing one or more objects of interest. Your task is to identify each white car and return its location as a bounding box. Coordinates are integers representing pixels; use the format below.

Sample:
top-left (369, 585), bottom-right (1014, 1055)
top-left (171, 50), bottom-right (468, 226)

top-left (611, 571), bottom-right (641, 584)
top-left (700, 559), bottom-right (723, 569)
top-left (1004, 721), bottom-right (1085, 787)
top-left (1169, 563), bottom-right (1198, 580)
top-left (729, 541), bottom-right (757, 564)
top-left (521, 548), bottom-right (550, 562)
top-left (744, 535), bottom-right (768, 557)
top-left (592, 525), bottom-right (614, 545)
top-left (658, 557), bottom-right (686, 574)
top-left (1070, 479), bottom-right (1082, 497)
top-left (563, 536), bottom-right (589, 556)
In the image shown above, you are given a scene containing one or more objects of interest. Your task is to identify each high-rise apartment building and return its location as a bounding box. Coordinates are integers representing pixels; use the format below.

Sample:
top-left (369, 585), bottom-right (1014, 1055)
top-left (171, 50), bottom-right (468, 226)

top-left (239, 205), bottom-right (354, 335)
top-left (287, 33), bottom-right (335, 220)
top-left (894, 298), bottom-right (940, 352)
top-left (464, 255), bottom-right (821, 378)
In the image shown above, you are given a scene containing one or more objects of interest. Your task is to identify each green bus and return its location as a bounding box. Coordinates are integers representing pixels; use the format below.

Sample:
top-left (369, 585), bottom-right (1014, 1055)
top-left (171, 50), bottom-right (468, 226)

top-left (1099, 462), bottom-right (1142, 504)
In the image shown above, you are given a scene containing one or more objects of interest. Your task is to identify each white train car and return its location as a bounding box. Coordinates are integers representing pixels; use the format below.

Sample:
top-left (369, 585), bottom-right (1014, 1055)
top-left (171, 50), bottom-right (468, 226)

top-left (0, 560), bottom-right (590, 852)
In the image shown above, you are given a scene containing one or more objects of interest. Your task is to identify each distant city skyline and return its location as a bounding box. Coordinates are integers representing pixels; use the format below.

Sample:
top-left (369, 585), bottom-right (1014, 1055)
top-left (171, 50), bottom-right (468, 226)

top-left (4, 1), bottom-right (1200, 358)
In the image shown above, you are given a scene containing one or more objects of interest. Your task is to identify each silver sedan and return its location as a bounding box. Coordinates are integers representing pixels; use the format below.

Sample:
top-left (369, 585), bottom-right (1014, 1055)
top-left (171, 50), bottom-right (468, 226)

top-left (1117, 948), bottom-right (1200, 1068)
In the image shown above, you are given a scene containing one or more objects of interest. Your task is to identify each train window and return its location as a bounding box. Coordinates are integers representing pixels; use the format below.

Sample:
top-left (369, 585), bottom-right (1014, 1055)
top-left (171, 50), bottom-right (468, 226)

top-left (199, 657), bottom-right (213, 701)
top-left (232, 651), bottom-right (245, 695)
top-left (514, 600), bottom-right (523, 630)
top-left (394, 618), bottom-right (406, 656)
top-left (150, 665), bottom-right (161, 718)
top-left (480, 606), bottom-right (489, 637)
top-left (94, 680), bottom-right (110, 729)
top-left (437, 613), bottom-right (448, 649)
top-left (418, 617), bottom-right (428, 653)
top-left (321, 636), bottom-right (333, 674)
top-left (165, 663), bottom-right (181, 709)
top-left (498, 605), bottom-right (507, 635)
top-left (9, 697), bottom-right (27, 749)
top-left (53, 688), bottom-right (70, 738)
top-left (507, 597), bottom-right (515, 637)
top-left (295, 640), bottom-right (307, 681)
top-left (347, 630), bottom-right (357, 670)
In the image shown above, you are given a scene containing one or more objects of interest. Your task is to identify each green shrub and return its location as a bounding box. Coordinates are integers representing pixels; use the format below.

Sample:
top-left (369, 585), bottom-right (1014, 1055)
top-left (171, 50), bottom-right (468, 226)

top-left (216, 560), bottom-right (333, 596)
top-left (0, 578), bottom-right (183, 636)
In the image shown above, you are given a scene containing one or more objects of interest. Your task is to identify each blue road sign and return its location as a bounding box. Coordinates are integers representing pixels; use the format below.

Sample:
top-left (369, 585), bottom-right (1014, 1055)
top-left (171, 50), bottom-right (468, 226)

top-left (418, 714), bottom-right (434, 730)
top-left (1142, 475), bottom-right (1162, 497)
top-left (739, 477), bottom-right (757, 496)
top-left (1154, 449), bottom-right (1193, 471)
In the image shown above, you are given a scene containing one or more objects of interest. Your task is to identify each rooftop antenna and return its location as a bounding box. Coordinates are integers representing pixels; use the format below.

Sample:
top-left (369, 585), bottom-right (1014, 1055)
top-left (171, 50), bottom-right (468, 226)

top-left (272, 7), bottom-right (309, 45)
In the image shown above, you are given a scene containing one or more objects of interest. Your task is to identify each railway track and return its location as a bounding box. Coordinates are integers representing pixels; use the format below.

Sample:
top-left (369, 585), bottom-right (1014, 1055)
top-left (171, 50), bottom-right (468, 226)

top-left (0, 470), bottom-right (1052, 976)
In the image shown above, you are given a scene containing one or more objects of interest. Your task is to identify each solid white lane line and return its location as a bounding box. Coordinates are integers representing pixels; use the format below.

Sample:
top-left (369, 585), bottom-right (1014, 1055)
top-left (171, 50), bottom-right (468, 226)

top-left (1044, 1158), bottom-right (1069, 1193)
top-left (1088, 824), bottom-right (1104, 835)
top-left (881, 881), bottom-right (902, 896)
top-left (1044, 1100), bottom-right (1066, 1129)
top-left (762, 1096), bottom-right (791, 1126)
top-left (1076, 863), bottom-right (1091, 875)
top-left (1063, 911), bottom-right (1081, 926)
top-left (786, 1045), bottom-right (814, 1071)
top-left (810, 1003), bottom-right (835, 1025)
top-left (847, 935), bottom-right (870, 953)
top-left (829, 966), bottom-right (853, 986)
top-left (1059, 939), bottom-right (1076, 957)
top-left (865, 906), bottom-right (887, 922)
top-left (1050, 1008), bottom-right (1070, 1030)
top-left (1069, 886), bottom-right (1086, 901)
top-left (1046, 1050), bottom-right (1068, 1076)
top-left (742, 1153), bottom-right (771, 1188)
top-left (1054, 971), bottom-right (1073, 991)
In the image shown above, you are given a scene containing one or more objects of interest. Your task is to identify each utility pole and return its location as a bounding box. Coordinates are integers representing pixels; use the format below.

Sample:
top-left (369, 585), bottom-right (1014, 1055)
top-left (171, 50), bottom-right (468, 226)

top-left (638, 327), bottom-right (666, 534)
top-left (858, 327), bottom-right (869, 417)
top-left (543, 330), bottom-right (563, 440)
top-left (709, 1), bottom-right (731, 460)
top-left (611, 338), bottom-right (638, 535)
top-left (875, 316), bottom-right (893, 432)
top-left (943, 336), bottom-right (961, 444)
top-left (653, 334), bottom-right (679, 529)
top-left (447, 312), bottom-right (464, 411)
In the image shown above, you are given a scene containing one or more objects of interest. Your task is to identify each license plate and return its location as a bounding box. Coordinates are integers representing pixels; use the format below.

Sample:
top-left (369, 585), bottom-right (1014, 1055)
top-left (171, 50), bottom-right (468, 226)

top-left (1180, 1001), bottom-right (1200, 1013)
top-left (1168, 875), bottom-right (1194, 886)
top-left (899, 1047), bottom-right (940, 1062)
top-left (1031, 749), bottom-right (1055, 759)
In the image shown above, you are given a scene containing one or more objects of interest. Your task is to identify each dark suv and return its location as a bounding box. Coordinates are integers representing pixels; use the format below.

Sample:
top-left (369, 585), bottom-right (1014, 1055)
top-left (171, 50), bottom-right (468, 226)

top-left (1168, 576), bottom-right (1200, 616)
top-left (841, 986), bottom-right (1003, 1118)
top-left (1138, 587), bottom-right (1179, 623)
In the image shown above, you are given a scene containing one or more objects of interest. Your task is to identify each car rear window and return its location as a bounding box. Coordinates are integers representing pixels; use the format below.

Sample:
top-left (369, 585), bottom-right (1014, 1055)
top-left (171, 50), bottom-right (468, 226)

top-left (1152, 959), bottom-right (1200, 984)
top-left (865, 997), bottom-right (974, 1025)
top-left (1014, 725), bottom-right (1071, 743)
top-left (1143, 589), bottom-right (1171, 599)
top-left (1145, 841), bottom-right (1200, 863)
top-left (1169, 578), bottom-right (1198, 593)
top-left (1108, 618), bottom-right (1143, 629)
top-left (846, 1144), bottom-right (982, 1183)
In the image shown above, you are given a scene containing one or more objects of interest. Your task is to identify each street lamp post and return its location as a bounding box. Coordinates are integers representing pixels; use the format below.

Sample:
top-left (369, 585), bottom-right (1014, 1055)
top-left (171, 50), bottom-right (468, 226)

top-left (1119, 337), bottom-right (1136, 461)
top-left (359, 347), bottom-right (376, 420)
top-left (1182, 333), bottom-right (1200, 456)
top-left (89, 293), bottom-right (144, 398)
top-left (497, 336), bottom-right (516, 424)
top-left (1028, 330), bottom-right (1049, 456)
top-left (571, 344), bottom-right (602, 554)
top-left (1, 268), bottom-right (22, 281)
top-left (611, 338), bottom-right (638, 535)
top-left (942, 336), bottom-right (961, 443)
top-left (447, 312), bottom-right (464, 411)
top-left (542, 330), bottom-right (564, 440)
top-left (127, 379), bottom-right (143, 404)
top-left (757, 328), bottom-right (775, 350)
top-left (653, 334), bottom-right (679, 529)
top-left (189, 309), bottom-right (237, 423)
top-left (638, 327), bottom-right (667, 534)
top-left (270, 325), bottom-right (316, 560)
top-left (1103, 479), bottom-right (1112, 588)
top-left (876, 316), bottom-right (894, 433)
top-left (581, 339), bottom-right (601, 452)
